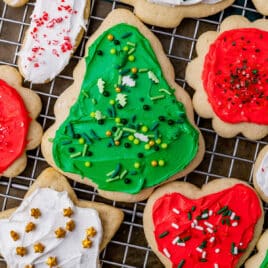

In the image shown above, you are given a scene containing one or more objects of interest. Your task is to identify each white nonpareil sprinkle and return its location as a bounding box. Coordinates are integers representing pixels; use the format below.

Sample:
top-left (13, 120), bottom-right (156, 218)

top-left (215, 248), bottom-right (220, 253)
top-left (209, 237), bottom-right (215, 243)
top-left (172, 237), bottom-right (180, 245)
top-left (214, 264), bottom-right (219, 268)
top-left (201, 213), bottom-right (209, 219)
top-left (177, 243), bottom-right (186, 247)
top-left (172, 208), bottom-right (180, 214)
top-left (163, 248), bottom-right (171, 258)
top-left (207, 227), bottom-right (214, 233)
top-left (195, 225), bottom-right (204, 231)
top-left (204, 221), bottom-right (213, 228)
top-left (171, 223), bottom-right (179, 229)
top-left (232, 222), bottom-right (238, 227)
top-left (196, 247), bottom-right (203, 253)
top-left (239, 242), bottom-right (243, 246)
top-left (230, 212), bottom-right (236, 220)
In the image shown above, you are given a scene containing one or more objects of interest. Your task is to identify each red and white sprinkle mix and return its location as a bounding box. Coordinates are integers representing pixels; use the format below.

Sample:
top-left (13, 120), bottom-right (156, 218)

top-left (163, 248), bottom-right (171, 258)
top-left (171, 223), bottom-right (179, 229)
top-left (172, 208), bottom-right (180, 214)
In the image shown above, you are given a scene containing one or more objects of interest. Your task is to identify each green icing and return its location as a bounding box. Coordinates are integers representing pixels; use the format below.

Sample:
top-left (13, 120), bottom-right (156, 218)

top-left (260, 250), bottom-right (268, 268)
top-left (52, 23), bottom-right (199, 194)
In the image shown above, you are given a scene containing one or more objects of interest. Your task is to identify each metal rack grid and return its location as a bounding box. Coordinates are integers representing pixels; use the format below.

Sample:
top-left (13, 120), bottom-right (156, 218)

top-left (0, 0), bottom-right (267, 267)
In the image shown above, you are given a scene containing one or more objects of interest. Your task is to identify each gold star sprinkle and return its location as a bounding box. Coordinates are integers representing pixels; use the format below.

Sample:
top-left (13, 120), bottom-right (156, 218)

top-left (63, 207), bottom-right (73, 217)
top-left (30, 208), bottom-right (41, 219)
top-left (86, 226), bottom-right (97, 238)
top-left (46, 256), bottom-right (57, 267)
top-left (66, 220), bottom-right (75, 232)
top-left (34, 242), bottom-right (45, 253)
top-left (10, 230), bottom-right (20, 241)
top-left (82, 238), bottom-right (92, 248)
top-left (54, 227), bottom-right (66, 238)
top-left (16, 246), bottom-right (27, 257)
top-left (25, 222), bottom-right (36, 233)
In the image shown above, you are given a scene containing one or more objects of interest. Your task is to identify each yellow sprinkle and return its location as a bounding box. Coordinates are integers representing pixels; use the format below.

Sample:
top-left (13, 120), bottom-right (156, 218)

top-left (84, 161), bottom-right (91, 167)
top-left (66, 220), bottom-right (76, 232)
top-left (131, 67), bottom-right (138, 74)
top-left (86, 227), bottom-right (97, 238)
top-left (31, 208), bottom-right (41, 219)
top-left (109, 99), bottom-right (115, 105)
top-left (25, 222), bottom-right (36, 233)
top-left (90, 112), bottom-right (96, 118)
top-left (115, 140), bottom-right (120, 146)
top-left (63, 207), bottom-right (73, 217)
top-left (34, 242), bottom-right (45, 253)
top-left (149, 140), bottom-right (155, 147)
top-left (16, 246), bottom-right (27, 257)
top-left (107, 34), bottom-right (114, 41)
top-left (110, 48), bottom-right (116, 55)
top-left (158, 160), bottom-right (165, 166)
top-left (78, 138), bottom-right (85, 144)
top-left (115, 117), bottom-right (121, 123)
top-left (82, 238), bottom-right (92, 248)
top-left (141, 126), bottom-right (148, 133)
top-left (161, 143), bottom-right (168, 149)
top-left (128, 55), bottom-right (135, 62)
top-left (123, 46), bottom-right (129, 51)
top-left (115, 87), bottom-right (121, 93)
top-left (134, 162), bottom-right (140, 169)
top-left (10, 230), bottom-right (20, 241)
top-left (54, 227), bottom-right (66, 238)
top-left (106, 130), bottom-right (112, 137)
top-left (133, 139), bottom-right (140, 145)
top-left (128, 135), bottom-right (134, 141)
top-left (151, 160), bottom-right (158, 167)
top-left (156, 138), bottom-right (162, 144)
top-left (144, 144), bottom-right (150, 150)
top-left (46, 256), bottom-right (57, 267)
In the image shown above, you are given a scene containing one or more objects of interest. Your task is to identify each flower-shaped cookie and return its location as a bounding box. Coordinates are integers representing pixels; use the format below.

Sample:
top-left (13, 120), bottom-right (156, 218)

top-left (120, 0), bottom-right (235, 28)
top-left (0, 168), bottom-right (124, 267)
top-left (0, 65), bottom-right (42, 177)
top-left (186, 16), bottom-right (268, 140)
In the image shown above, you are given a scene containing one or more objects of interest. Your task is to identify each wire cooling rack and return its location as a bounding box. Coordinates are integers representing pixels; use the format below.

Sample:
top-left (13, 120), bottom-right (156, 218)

top-left (0, 0), bottom-right (268, 267)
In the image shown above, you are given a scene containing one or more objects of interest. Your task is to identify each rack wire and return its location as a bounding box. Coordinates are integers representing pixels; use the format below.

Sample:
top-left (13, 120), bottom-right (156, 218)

top-left (0, 0), bottom-right (267, 267)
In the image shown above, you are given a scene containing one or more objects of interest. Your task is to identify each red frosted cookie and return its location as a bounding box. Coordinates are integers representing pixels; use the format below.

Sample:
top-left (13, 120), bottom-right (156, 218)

top-left (186, 16), bottom-right (268, 139)
top-left (0, 65), bottom-right (42, 177)
top-left (143, 179), bottom-right (264, 268)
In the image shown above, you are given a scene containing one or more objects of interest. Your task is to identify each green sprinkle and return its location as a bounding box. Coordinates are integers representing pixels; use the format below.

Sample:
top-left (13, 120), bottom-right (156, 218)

top-left (200, 259), bottom-right (207, 262)
top-left (182, 236), bottom-right (191, 242)
top-left (122, 127), bottom-right (136, 133)
top-left (231, 242), bottom-right (235, 254)
top-left (150, 122), bottom-right (159, 131)
top-left (127, 41), bottom-right (136, 47)
top-left (234, 216), bottom-right (240, 220)
top-left (106, 169), bottom-right (115, 177)
top-left (138, 68), bottom-right (148, 73)
top-left (120, 169), bottom-right (128, 179)
top-left (217, 206), bottom-right (228, 215)
top-left (121, 32), bottom-right (132, 39)
top-left (187, 212), bottom-right (192, 220)
top-left (48, 138), bottom-right (54, 143)
top-left (159, 88), bottom-right (171, 95)
top-left (89, 129), bottom-right (100, 140)
top-left (223, 210), bottom-right (230, 216)
top-left (82, 90), bottom-right (89, 98)
top-left (114, 129), bottom-right (123, 141)
top-left (111, 163), bottom-right (121, 178)
top-left (82, 144), bottom-right (88, 157)
top-left (191, 206), bottom-right (196, 212)
top-left (67, 123), bottom-right (75, 138)
top-left (199, 241), bottom-right (207, 249)
top-left (81, 133), bottom-right (92, 144)
top-left (128, 47), bottom-right (136, 55)
top-left (120, 68), bottom-right (130, 75)
top-left (129, 170), bottom-right (138, 175)
top-left (92, 98), bottom-right (97, 104)
top-left (61, 140), bottom-right (71, 145)
top-left (178, 259), bottom-right (185, 268)
top-left (118, 75), bottom-right (122, 85)
top-left (70, 152), bottom-right (82, 158)
top-left (106, 176), bottom-right (120, 183)
top-left (159, 231), bottom-right (169, 238)
top-left (150, 95), bottom-right (165, 101)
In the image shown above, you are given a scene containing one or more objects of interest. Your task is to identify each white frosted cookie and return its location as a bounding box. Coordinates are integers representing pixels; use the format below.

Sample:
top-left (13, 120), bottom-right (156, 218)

top-left (120, 0), bottom-right (235, 28)
top-left (0, 168), bottom-right (124, 268)
top-left (186, 16), bottom-right (268, 140)
top-left (18, 0), bottom-right (90, 84)
top-left (0, 65), bottom-right (42, 177)
top-left (143, 179), bottom-right (264, 268)
top-left (41, 9), bottom-right (205, 203)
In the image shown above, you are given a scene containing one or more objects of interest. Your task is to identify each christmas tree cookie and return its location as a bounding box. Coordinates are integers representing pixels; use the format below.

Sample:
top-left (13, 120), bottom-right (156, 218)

top-left (0, 168), bottom-right (123, 267)
top-left (42, 9), bottom-right (204, 202)
top-left (0, 65), bottom-right (42, 177)
top-left (144, 179), bottom-right (264, 268)
top-left (186, 16), bottom-right (268, 140)
top-left (120, 0), bottom-right (235, 28)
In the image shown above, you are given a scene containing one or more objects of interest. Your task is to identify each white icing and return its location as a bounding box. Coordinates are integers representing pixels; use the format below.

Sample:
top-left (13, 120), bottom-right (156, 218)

top-left (256, 152), bottom-right (268, 196)
top-left (19, 0), bottom-right (87, 84)
top-left (148, 0), bottom-right (223, 6)
top-left (0, 188), bottom-right (102, 268)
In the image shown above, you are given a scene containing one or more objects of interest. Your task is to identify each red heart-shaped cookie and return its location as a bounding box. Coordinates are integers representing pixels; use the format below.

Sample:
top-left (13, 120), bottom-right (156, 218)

top-left (143, 179), bottom-right (263, 268)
